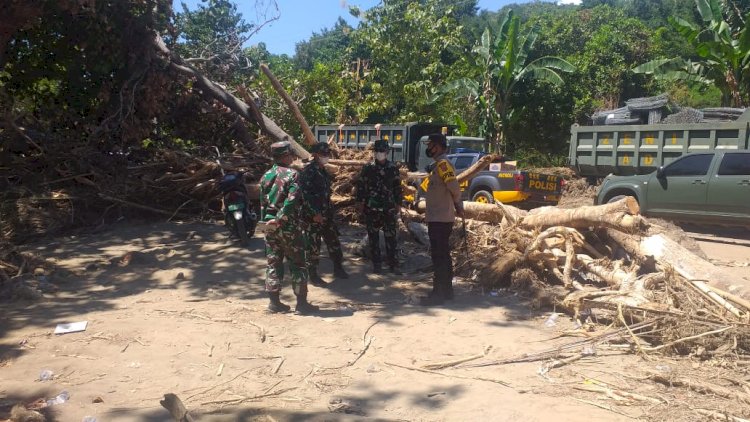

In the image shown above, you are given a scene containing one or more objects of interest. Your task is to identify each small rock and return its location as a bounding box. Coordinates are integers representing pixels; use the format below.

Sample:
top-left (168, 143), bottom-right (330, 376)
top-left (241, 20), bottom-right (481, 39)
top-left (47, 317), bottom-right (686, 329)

top-left (175, 272), bottom-right (185, 280)
top-left (92, 396), bottom-right (104, 403)
top-left (85, 263), bottom-right (98, 271)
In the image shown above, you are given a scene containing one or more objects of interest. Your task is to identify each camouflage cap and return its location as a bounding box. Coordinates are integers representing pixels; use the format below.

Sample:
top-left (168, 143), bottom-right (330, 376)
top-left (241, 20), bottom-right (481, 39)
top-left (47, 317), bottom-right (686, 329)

top-left (270, 141), bottom-right (292, 158)
top-left (373, 139), bottom-right (389, 152)
top-left (310, 142), bottom-right (331, 155)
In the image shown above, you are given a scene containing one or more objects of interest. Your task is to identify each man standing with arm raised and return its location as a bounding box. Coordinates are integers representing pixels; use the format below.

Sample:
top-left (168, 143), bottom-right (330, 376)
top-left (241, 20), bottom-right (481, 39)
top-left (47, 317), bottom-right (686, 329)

top-left (420, 133), bottom-right (464, 306)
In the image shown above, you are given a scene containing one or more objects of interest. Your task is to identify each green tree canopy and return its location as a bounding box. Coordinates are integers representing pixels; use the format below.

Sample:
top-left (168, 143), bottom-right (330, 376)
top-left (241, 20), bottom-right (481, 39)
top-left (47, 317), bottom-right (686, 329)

top-left (633, 0), bottom-right (750, 107)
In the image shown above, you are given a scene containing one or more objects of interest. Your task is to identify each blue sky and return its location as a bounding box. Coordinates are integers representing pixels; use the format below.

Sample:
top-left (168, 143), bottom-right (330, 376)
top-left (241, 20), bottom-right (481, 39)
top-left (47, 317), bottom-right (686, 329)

top-left (174, 0), bottom-right (580, 56)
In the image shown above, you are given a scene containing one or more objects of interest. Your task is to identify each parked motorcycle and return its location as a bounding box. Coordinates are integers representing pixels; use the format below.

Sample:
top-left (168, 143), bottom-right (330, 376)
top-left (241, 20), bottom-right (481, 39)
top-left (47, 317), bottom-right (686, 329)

top-left (215, 148), bottom-right (257, 246)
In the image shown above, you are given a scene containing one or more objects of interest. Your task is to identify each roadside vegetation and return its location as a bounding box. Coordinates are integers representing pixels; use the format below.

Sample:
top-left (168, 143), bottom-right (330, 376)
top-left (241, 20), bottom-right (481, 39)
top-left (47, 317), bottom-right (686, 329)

top-left (1, 0), bottom-right (748, 240)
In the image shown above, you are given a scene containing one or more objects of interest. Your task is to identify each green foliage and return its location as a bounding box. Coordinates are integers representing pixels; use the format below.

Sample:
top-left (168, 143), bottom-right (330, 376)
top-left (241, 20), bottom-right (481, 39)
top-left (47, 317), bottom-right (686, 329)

top-left (1, 0), bottom-right (172, 150)
top-left (532, 5), bottom-right (658, 117)
top-left (435, 10), bottom-right (575, 154)
top-left (633, 0), bottom-right (750, 106)
top-left (293, 18), bottom-right (353, 71)
top-left (349, 0), bottom-right (471, 123)
top-left (174, 0), bottom-right (255, 82)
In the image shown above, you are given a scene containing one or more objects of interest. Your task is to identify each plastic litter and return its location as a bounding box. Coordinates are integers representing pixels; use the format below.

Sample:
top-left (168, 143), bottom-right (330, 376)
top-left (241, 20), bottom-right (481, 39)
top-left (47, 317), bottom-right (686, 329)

top-left (39, 369), bottom-right (54, 381)
top-left (582, 344), bottom-right (596, 356)
top-left (655, 364), bottom-right (672, 373)
top-left (47, 391), bottom-right (70, 406)
top-left (54, 321), bottom-right (88, 335)
top-left (544, 313), bottom-right (559, 327)
top-left (82, 417), bottom-right (97, 422)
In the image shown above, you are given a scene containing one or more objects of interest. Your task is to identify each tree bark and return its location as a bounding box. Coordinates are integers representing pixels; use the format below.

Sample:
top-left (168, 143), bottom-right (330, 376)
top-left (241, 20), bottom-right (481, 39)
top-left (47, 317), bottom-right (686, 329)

top-left (521, 197), bottom-right (646, 232)
top-left (260, 63), bottom-right (316, 146)
top-left (641, 234), bottom-right (750, 300)
top-left (417, 201), bottom-right (504, 223)
top-left (329, 159), bottom-right (368, 166)
top-left (457, 154), bottom-right (495, 183)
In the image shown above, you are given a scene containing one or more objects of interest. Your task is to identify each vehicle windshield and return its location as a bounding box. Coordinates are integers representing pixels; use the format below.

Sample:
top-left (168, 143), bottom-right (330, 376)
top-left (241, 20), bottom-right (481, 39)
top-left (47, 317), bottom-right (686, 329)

top-left (448, 138), bottom-right (487, 153)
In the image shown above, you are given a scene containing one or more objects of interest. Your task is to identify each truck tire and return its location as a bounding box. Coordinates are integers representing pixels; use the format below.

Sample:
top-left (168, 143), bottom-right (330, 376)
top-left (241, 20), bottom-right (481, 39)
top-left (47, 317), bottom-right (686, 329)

top-left (236, 217), bottom-right (250, 247)
top-left (472, 190), bottom-right (494, 204)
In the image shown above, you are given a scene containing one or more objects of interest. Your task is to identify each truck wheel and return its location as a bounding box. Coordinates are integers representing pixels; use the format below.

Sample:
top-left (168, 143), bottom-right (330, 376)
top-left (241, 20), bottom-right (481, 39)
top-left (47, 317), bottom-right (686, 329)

top-left (472, 190), bottom-right (494, 204)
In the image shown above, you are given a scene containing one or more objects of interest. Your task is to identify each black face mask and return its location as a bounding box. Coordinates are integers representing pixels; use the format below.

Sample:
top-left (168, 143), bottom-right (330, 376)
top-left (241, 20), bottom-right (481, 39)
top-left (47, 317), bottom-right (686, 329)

top-left (425, 145), bottom-right (435, 158)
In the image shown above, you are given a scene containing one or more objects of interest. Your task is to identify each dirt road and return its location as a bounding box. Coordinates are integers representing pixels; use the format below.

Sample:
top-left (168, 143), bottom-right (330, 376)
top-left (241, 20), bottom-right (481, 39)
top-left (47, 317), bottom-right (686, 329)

top-left (2, 221), bottom-right (749, 421)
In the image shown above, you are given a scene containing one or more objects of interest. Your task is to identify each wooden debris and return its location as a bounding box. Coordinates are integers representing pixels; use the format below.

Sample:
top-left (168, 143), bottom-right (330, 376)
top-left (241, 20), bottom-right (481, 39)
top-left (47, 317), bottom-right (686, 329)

top-left (421, 345), bottom-right (493, 370)
top-left (159, 393), bottom-right (195, 422)
top-left (385, 361), bottom-right (513, 388)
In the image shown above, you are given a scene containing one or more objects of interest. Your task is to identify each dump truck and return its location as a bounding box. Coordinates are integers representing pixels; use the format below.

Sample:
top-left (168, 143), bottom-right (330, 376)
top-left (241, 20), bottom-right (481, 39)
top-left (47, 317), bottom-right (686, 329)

top-left (569, 107), bottom-right (750, 181)
top-left (313, 123), bottom-right (488, 172)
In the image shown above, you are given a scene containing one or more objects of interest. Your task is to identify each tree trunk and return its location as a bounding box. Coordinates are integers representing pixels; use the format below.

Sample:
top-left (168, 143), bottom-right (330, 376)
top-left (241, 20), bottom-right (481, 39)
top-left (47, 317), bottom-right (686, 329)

top-left (641, 234), bottom-right (750, 300)
top-left (151, 33), bottom-right (311, 160)
top-left (260, 63), bottom-right (316, 147)
top-left (417, 201), bottom-right (504, 224)
top-left (456, 154), bottom-right (496, 183)
top-left (521, 197), bottom-right (646, 232)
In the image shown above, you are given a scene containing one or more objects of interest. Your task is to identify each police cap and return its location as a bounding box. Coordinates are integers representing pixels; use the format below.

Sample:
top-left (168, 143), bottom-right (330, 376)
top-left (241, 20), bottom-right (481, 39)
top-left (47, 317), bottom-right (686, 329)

top-left (270, 141), bottom-right (292, 158)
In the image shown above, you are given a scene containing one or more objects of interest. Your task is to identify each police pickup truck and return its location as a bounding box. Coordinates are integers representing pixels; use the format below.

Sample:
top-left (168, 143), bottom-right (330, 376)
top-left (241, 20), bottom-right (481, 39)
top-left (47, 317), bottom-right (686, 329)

top-left (416, 151), bottom-right (565, 208)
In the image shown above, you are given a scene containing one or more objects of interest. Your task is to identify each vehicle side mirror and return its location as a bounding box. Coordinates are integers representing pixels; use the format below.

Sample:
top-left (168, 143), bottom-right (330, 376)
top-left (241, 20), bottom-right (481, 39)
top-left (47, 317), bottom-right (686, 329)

top-left (656, 166), bottom-right (665, 178)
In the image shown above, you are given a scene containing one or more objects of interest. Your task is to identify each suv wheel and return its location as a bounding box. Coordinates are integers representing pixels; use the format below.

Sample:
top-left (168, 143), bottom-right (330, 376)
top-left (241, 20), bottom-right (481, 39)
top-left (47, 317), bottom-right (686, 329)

top-left (472, 190), bottom-right (494, 204)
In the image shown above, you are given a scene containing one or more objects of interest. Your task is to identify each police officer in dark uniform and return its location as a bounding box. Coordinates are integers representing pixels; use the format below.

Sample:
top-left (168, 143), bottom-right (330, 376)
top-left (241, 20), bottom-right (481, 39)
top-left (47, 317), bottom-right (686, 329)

top-left (356, 139), bottom-right (402, 273)
top-left (300, 143), bottom-right (349, 286)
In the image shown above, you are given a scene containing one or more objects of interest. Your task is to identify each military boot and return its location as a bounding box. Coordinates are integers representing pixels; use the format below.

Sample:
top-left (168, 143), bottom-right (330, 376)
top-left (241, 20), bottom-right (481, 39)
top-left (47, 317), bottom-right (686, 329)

top-left (267, 291), bottom-right (291, 313)
top-left (388, 262), bottom-right (401, 275)
top-left (294, 285), bottom-right (319, 315)
top-left (309, 267), bottom-right (327, 287)
top-left (419, 284), bottom-right (445, 306)
top-left (419, 293), bottom-right (445, 306)
top-left (333, 261), bottom-right (349, 279)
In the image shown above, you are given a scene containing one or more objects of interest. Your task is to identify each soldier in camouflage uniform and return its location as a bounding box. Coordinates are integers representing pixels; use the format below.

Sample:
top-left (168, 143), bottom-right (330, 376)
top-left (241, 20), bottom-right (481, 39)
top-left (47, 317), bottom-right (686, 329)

top-left (260, 141), bottom-right (318, 314)
top-left (356, 139), bottom-right (402, 273)
top-left (299, 143), bottom-right (349, 286)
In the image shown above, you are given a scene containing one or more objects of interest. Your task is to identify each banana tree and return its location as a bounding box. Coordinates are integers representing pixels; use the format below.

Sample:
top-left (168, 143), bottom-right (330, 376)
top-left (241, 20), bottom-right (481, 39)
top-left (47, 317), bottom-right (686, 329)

top-left (435, 10), bottom-right (575, 154)
top-left (633, 0), bottom-right (750, 107)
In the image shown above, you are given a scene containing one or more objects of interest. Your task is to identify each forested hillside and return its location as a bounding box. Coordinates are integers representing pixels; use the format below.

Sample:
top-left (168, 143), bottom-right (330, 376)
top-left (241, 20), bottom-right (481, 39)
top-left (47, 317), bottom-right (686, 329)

top-left (1, 0), bottom-right (748, 239)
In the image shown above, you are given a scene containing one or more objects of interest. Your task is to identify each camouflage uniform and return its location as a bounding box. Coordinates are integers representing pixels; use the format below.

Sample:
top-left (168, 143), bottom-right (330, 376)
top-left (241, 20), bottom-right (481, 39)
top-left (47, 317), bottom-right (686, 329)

top-left (356, 140), bottom-right (402, 271)
top-left (299, 156), bottom-right (344, 271)
top-left (260, 158), bottom-right (308, 295)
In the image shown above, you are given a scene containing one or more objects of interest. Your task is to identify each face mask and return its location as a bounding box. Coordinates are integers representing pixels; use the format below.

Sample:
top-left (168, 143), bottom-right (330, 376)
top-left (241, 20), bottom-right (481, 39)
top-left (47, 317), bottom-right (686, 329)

top-left (375, 152), bottom-right (387, 161)
top-left (425, 145), bottom-right (435, 158)
top-left (318, 157), bottom-right (330, 165)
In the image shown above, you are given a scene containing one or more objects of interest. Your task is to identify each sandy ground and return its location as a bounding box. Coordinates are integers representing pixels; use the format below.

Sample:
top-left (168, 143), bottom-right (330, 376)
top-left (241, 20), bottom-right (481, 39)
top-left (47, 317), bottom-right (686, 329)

top-left (2, 221), bottom-right (750, 421)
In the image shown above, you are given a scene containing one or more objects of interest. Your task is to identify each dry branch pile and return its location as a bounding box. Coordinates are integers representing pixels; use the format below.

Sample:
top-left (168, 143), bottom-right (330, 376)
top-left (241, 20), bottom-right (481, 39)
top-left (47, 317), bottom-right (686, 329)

top-left (450, 197), bottom-right (750, 360)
